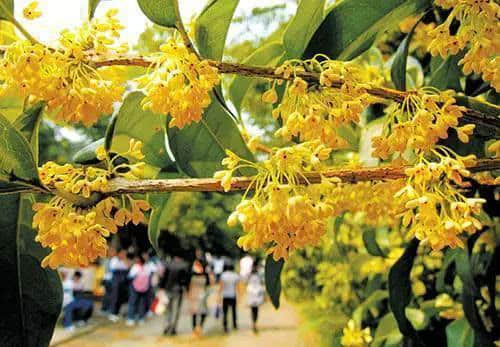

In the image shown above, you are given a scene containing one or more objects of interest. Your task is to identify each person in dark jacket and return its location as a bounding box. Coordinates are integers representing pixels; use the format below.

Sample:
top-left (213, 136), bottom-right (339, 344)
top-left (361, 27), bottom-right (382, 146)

top-left (159, 256), bottom-right (190, 336)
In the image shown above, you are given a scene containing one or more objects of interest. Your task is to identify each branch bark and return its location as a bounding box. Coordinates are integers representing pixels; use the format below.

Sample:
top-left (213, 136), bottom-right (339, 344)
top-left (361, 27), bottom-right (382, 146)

top-left (0, 45), bottom-right (497, 128)
top-left (104, 159), bottom-right (500, 195)
top-left (91, 57), bottom-right (499, 130)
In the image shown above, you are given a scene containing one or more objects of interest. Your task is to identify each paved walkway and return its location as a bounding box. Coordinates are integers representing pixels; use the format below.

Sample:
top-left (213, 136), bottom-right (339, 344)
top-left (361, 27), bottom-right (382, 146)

top-left (51, 293), bottom-right (305, 347)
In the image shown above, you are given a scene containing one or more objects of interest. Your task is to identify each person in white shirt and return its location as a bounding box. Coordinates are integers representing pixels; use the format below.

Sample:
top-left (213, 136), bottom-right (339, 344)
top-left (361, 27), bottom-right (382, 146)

top-left (219, 263), bottom-right (240, 333)
top-left (246, 262), bottom-right (265, 333)
top-left (239, 255), bottom-right (254, 282)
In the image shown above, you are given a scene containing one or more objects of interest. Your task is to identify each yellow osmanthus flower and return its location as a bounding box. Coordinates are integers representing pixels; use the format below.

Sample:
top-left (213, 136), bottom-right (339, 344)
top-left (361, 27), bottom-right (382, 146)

top-left (487, 140), bottom-right (500, 158)
top-left (264, 56), bottom-right (382, 149)
top-left (372, 89), bottom-right (469, 160)
top-left (33, 140), bottom-right (150, 269)
top-left (0, 9), bottom-right (126, 126)
top-left (429, 0), bottom-right (500, 91)
top-left (330, 180), bottom-right (406, 228)
top-left (396, 149), bottom-right (485, 250)
top-left (435, 294), bottom-right (464, 320)
top-left (215, 141), bottom-right (341, 260)
top-left (399, 16), bottom-right (436, 56)
top-left (136, 37), bottom-right (220, 129)
top-left (23, 1), bottom-right (42, 20)
top-left (341, 320), bottom-right (372, 347)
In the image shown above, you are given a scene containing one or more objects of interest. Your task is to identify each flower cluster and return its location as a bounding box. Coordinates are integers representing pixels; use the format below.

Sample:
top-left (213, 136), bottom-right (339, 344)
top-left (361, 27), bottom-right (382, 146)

top-left (341, 320), bottom-right (372, 347)
top-left (372, 89), bottom-right (469, 160)
top-left (136, 37), bottom-right (220, 128)
top-left (0, 9), bottom-right (126, 126)
top-left (429, 0), bottom-right (500, 91)
top-left (215, 141), bottom-right (341, 260)
top-left (263, 57), bottom-right (381, 149)
top-left (396, 149), bottom-right (485, 250)
top-left (33, 140), bottom-right (149, 268)
top-left (330, 180), bottom-right (406, 228)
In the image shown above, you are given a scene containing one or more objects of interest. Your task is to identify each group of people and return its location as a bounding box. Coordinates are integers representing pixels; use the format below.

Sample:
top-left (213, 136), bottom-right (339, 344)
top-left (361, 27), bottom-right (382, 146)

top-left (60, 249), bottom-right (266, 337)
top-left (159, 251), bottom-right (265, 336)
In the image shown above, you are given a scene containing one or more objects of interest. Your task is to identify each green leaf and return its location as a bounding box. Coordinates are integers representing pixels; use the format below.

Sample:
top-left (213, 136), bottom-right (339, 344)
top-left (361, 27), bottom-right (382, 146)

top-left (148, 195), bottom-right (169, 255)
top-left (372, 313), bottom-right (403, 347)
top-left (1, 114), bottom-right (60, 345)
top-left (435, 248), bottom-right (459, 293)
top-left (388, 238), bottom-right (421, 340)
top-left (137, 0), bottom-right (177, 28)
top-left (13, 102), bottom-right (45, 166)
top-left (265, 255), bottom-right (284, 309)
top-left (0, 93), bottom-right (24, 121)
top-left (228, 42), bottom-right (284, 113)
top-left (304, 0), bottom-right (431, 60)
top-left (113, 92), bottom-right (172, 168)
top-left (0, 181), bottom-right (32, 194)
top-left (405, 307), bottom-right (429, 330)
top-left (391, 21), bottom-right (418, 91)
top-left (362, 228), bottom-right (386, 257)
top-left (88, 0), bottom-right (101, 19)
top-left (73, 138), bottom-right (104, 165)
top-left (455, 248), bottom-right (491, 342)
top-left (283, 0), bottom-right (325, 59)
top-left (147, 171), bottom-right (182, 254)
top-left (0, 113), bottom-right (39, 185)
top-left (167, 96), bottom-right (253, 177)
top-left (352, 289), bottom-right (388, 325)
top-left (104, 113), bottom-right (118, 153)
top-left (0, 0), bottom-right (14, 21)
top-left (455, 96), bottom-right (500, 119)
top-left (194, 0), bottom-right (239, 60)
top-left (429, 54), bottom-right (464, 92)
top-left (446, 318), bottom-right (475, 347)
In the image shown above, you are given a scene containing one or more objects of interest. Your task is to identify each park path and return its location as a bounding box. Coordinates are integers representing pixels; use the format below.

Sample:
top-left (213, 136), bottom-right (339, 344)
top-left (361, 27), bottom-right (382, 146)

top-left (50, 293), bottom-right (307, 347)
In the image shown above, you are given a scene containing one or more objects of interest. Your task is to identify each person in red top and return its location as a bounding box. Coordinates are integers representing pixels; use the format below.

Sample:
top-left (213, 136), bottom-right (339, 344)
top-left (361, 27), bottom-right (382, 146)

top-left (126, 254), bottom-right (151, 326)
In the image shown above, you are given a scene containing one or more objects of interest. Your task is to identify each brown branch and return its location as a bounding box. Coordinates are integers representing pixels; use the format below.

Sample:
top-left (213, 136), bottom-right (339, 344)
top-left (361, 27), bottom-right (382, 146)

top-left (91, 57), bottom-right (500, 130)
top-left (104, 159), bottom-right (500, 195)
top-left (0, 43), bottom-right (497, 128)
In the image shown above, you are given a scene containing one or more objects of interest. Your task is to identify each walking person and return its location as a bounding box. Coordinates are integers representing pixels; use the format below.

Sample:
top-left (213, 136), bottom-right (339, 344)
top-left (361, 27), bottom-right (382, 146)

top-left (159, 255), bottom-right (189, 336)
top-left (247, 263), bottom-right (265, 333)
top-left (108, 249), bottom-right (130, 322)
top-left (126, 254), bottom-right (151, 326)
top-left (219, 263), bottom-right (240, 333)
top-left (188, 257), bottom-right (210, 337)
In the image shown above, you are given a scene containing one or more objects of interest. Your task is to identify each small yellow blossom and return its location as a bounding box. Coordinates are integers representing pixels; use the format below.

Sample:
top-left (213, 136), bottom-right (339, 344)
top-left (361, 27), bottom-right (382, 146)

top-left (341, 320), bottom-right (372, 347)
top-left (23, 1), bottom-right (42, 20)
